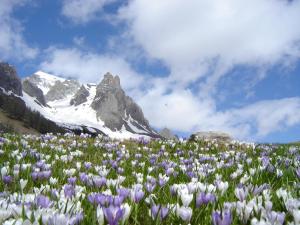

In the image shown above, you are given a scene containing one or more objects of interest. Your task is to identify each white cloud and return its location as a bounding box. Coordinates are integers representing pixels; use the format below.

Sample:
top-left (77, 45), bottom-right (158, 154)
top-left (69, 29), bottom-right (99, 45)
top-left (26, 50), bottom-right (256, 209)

top-left (62, 0), bottom-right (116, 24)
top-left (0, 0), bottom-right (38, 61)
top-left (119, 0), bottom-right (300, 87)
top-left (138, 86), bottom-right (300, 140)
top-left (39, 1), bottom-right (300, 141)
top-left (229, 97), bottom-right (300, 138)
top-left (38, 46), bottom-right (300, 140)
top-left (114, 0), bottom-right (300, 139)
top-left (40, 47), bottom-right (145, 92)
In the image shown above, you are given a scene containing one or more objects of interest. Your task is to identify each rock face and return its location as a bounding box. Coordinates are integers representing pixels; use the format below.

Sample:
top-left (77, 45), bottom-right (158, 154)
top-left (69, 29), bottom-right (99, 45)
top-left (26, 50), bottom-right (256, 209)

top-left (0, 63), bottom-right (23, 96)
top-left (91, 72), bottom-right (152, 132)
top-left (45, 80), bottom-right (80, 102)
top-left (70, 85), bottom-right (89, 106)
top-left (22, 80), bottom-right (46, 106)
top-left (159, 128), bottom-right (178, 140)
top-left (191, 131), bottom-right (232, 142)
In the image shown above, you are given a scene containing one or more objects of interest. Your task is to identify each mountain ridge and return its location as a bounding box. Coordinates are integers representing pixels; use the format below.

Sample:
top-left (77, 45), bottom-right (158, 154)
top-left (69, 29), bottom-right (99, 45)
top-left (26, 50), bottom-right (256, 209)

top-left (22, 70), bottom-right (159, 139)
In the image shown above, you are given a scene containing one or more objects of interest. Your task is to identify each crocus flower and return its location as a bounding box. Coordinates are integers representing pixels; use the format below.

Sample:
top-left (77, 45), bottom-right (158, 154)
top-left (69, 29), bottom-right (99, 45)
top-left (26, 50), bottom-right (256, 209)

top-left (79, 172), bottom-right (88, 184)
top-left (145, 182), bottom-right (156, 193)
top-left (36, 194), bottom-right (51, 208)
top-left (2, 175), bottom-right (12, 185)
top-left (133, 190), bottom-right (144, 203)
top-left (68, 177), bottom-right (77, 185)
top-left (20, 179), bottom-right (28, 191)
top-left (117, 188), bottom-right (130, 199)
top-left (235, 187), bottom-right (248, 202)
top-left (64, 184), bottom-right (75, 198)
top-left (176, 205), bottom-right (192, 222)
top-left (196, 192), bottom-right (216, 207)
top-left (151, 204), bottom-right (169, 221)
top-left (103, 205), bottom-right (124, 225)
top-left (84, 162), bottom-right (92, 169)
top-left (295, 168), bottom-right (300, 179)
top-left (93, 177), bottom-right (106, 188)
top-left (212, 210), bottom-right (232, 225)
top-left (97, 205), bottom-right (104, 225)
top-left (180, 192), bottom-right (193, 207)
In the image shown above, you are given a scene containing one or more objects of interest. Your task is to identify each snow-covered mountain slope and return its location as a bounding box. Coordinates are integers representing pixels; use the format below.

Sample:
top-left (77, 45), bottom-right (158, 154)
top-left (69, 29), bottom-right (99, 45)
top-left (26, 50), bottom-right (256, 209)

top-left (22, 71), bottom-right (159, 139)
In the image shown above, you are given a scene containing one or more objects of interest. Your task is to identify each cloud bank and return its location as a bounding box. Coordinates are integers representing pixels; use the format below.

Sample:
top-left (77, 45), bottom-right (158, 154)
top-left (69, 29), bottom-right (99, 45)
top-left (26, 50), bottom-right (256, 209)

top-left (0, 0), bottom-right (38, 61)
top-left (61, 0), bottom-right (116, 24)
top-left (40, 0), bottom-right (300, 140)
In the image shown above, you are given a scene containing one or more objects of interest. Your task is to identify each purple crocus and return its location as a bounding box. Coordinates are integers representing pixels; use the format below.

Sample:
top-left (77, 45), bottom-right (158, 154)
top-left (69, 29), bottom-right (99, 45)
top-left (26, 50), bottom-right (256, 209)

top-left (41, 170), bottom-right (52, 179)
top-left (93, 177), bottom-right (106, 188)
top-left (69, 213), bottom-right (84, 225)
top-left (88, 193), bottom-right (107, 206)
top-left (196, 193), bottom-right (216, 207)
top-left (133, 190), bottom-right (144, 203)
top-left (295, 168), bottom-right (300, 178)
top-left (68, 177), bottom-right (77, 186)
top-left (84, 162), bottom-right (92, 170)
top-left (36, 194), bottom-right (51, 208)
top-left (79, 172), bottom-right (88, 184)
top-left (117, 188), bottom-right (130, 199)
top-left (145, 182), bottom-right (156, 193)
top-left (103, 205), bottom-right (124, 225)
top-left (158, 178), bottom-right (167, 187)
top-left (64, 184), bottom-right (75, 198)
top-left (151, 204), bottom-right (169, 220)
top-left (31, 172), bottom-right (38, 181)
top-left (212, 210), bottom-right (232, 225)
top-left (2, 175), bottom-right (12, 185)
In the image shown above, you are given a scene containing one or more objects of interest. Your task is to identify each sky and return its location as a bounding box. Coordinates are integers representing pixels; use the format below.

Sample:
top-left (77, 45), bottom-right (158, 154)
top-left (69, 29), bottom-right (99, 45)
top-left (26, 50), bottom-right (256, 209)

top-left (1, 0), bottom-right (300, 142)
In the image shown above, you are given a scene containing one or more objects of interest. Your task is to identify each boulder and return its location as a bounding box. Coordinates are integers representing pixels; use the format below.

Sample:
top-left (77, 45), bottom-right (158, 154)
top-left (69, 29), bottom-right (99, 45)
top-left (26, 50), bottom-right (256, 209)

top-left (190, 131), bottom-right (232, 142)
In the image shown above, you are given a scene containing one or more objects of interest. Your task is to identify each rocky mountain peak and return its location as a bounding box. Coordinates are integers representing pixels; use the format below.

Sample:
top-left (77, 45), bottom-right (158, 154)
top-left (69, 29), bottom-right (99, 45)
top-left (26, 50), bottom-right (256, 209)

top-left (0, 63), bottom-right (23, 96)
top-left (159, 128), bottom-right (178, 140)
top-left (22, 80), bottom-right (46, 106)
top-left (45, 79), bottom-right (80, 102)
top-left (98, 72), bottom-right (121, 91)
top-left (70, 85), bottom-right (89, 106)
top-left (91, 72), bottom-right (157, 136)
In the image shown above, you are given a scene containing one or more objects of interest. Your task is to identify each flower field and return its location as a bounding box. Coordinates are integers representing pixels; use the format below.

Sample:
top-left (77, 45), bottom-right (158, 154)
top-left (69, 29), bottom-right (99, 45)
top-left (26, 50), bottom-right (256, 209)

top-left (0, 133), bottom-right (299, 225)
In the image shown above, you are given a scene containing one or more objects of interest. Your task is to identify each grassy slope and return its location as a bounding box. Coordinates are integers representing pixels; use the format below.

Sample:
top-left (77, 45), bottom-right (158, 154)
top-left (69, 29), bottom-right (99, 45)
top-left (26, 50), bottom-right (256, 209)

top-left (0, 109), bottom-right (39, 134)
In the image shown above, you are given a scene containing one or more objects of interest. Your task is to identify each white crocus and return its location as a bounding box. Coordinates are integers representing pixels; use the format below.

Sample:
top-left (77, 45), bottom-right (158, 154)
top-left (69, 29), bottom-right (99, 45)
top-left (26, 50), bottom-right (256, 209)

top-left (20, 179), bottom-right (28, 191)
top-left (176, 205), bottom-right (192, 222)
top-left (96, 206), bottom-right (104, 225)
top-left (180, 192), bottom-right (193, 207)
top-left (121, 203), bottom-right (131, 224)
top-left (50, 177), bottom-right (58, 185)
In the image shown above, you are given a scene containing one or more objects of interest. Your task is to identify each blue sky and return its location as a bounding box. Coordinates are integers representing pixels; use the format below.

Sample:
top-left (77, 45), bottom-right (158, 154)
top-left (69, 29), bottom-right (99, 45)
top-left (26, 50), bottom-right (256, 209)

top-left (1, 0), bottom-right (300, 142)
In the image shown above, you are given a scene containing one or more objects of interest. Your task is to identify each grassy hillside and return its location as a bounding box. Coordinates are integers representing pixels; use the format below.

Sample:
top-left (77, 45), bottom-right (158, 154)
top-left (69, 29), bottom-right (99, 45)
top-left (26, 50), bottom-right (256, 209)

top-left (0, 134), bottom-right (299, 224)
top-left (0, 110), bottom-right (39, 134)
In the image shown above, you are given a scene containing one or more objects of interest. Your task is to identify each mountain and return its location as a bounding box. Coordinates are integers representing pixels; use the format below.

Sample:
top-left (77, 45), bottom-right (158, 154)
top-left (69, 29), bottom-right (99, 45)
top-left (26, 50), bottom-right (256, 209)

top-left (0, 63), bottom-right (67, 135)
top-left (21, 70), bottom-right (159, 139)
top-left (0, 62), bottom-right (23, 96)
top-left (159, 128), bottom-right (179, 140)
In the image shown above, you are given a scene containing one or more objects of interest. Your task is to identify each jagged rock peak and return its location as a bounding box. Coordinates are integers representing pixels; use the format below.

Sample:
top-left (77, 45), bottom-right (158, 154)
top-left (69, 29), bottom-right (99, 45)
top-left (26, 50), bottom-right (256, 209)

top-left (0, 62), bottom-right (23, 96)
top-left (98, 72), bottom-right (121, 90)
top-left (70, 85), bottom-right (89, 106)
top-left (91, 72), bottom-right (156, 136)
top-left (159, 128), bottom-right (178, 140)
top-left (22, 80), bottom-right (46, 106)
top-left (45, 79), bottom-right (80, 102)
